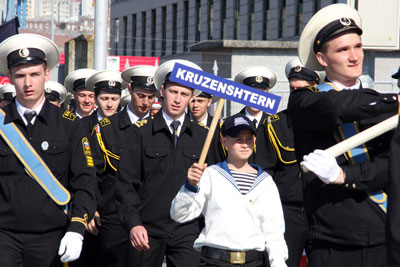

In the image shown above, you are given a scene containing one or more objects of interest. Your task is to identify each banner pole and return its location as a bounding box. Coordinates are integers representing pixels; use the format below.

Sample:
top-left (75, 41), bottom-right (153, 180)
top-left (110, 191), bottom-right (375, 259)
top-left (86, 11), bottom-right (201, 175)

top-left (198, 98), bottom-right (225, 165)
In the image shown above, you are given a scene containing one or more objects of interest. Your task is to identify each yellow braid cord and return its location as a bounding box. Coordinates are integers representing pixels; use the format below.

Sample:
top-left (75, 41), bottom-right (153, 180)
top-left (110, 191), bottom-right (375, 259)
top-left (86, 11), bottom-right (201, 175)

top-left (71, 214), bottom-right (88, 229)
top-left (219, 121), bottom-right (228, 156)
top-left (95, 126), bottom-right (119, 172)
top-left (267, 122), bottom-right (297, 164)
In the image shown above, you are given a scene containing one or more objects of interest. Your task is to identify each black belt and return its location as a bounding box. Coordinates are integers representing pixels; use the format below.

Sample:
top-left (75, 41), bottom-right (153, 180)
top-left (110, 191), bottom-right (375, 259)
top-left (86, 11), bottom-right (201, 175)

top-left (201, 246), bottom-right (264, 264)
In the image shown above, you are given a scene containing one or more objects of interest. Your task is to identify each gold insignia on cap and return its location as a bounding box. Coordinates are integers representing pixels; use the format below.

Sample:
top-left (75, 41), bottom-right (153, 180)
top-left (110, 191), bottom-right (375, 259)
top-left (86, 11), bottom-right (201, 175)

top-left (108, 80), bottom-right (116, 87)
top-left (294, 66), bottom-right (302, 72)
top-left (45, 87), bottom-right (52, 93)
top-left (340, 17), bottom-right (351, 26)
top-left (19, 48), bottom-right (30, 58)
top-left (147, 76), bottom-right (154, 85)
top-left (255, 76), bottom-right (263, 83)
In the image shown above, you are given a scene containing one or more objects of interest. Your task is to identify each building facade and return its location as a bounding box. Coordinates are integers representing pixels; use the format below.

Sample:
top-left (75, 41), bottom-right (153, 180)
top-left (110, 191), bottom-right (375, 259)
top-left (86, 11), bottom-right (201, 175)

top-left (110, 0), bottom-right (400, 113)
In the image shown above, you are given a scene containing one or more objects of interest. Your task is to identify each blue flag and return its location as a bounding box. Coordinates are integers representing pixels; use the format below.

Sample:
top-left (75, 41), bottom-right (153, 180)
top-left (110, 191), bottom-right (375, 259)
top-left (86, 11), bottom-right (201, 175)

top-left (170, 63), bottom-right (281, 115)
top-left (0, 16), bottom-right (19, 43)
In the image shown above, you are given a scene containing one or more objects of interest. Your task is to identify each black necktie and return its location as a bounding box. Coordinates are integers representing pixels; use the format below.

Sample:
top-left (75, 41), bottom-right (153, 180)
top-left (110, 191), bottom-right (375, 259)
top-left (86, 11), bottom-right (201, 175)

top-left (171, 120), bottom-right (180, 148)
top-left (24, 110), bottom-right (36, 134)
top-left (24, 111), bottom-right (36, 125)
top-left (253, 119), bottom-right (258, 129)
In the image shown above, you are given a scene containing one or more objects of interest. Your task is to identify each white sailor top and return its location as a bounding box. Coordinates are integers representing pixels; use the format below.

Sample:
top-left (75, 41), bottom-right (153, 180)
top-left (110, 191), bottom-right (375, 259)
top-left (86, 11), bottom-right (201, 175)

top-left (170, 161), bottom-right (288, 267)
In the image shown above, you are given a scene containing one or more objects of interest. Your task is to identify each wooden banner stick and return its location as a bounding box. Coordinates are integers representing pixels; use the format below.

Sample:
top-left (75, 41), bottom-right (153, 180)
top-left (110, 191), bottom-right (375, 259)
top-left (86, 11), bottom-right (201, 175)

top-left (198, 98), bottom-right (225, 165)
top-left (301, 114), bottom-right (399, 172)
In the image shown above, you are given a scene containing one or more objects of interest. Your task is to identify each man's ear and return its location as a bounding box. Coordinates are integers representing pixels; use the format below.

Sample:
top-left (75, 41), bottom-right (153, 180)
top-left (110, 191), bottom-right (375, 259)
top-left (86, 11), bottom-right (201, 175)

top-left (160, 87), bottom-right (165, 98)
top-left (128, 83), bottom-right (133, 95)
top-left (316, 52), bottom-right (328, 68)
top-left (44, 67), bottom-right (50, 82)
top-left (207, 98), bottom-right (212, 108)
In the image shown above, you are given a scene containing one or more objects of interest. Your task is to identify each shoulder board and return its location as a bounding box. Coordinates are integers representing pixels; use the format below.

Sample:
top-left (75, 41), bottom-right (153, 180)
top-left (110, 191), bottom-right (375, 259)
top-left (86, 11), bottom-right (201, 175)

top-left (62, 110), bottom-right (77, 121)
top-left (308, 85), bottom-right (321, 93)
top-left (268, 114), bottom-right (280, 123)
top-left (134, 119), bottom-right (148, 128)
top-left (100, 118), bottom-right (111, 127)
top-left (197, 121), bottom-right (209, 130)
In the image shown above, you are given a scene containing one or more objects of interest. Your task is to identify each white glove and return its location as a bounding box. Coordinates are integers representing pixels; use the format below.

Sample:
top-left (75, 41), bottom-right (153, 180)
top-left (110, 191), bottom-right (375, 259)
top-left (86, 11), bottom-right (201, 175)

top-left (58, 231), bottom-right (84, 263)
top-left (302, 149), bottom-right (340, 184)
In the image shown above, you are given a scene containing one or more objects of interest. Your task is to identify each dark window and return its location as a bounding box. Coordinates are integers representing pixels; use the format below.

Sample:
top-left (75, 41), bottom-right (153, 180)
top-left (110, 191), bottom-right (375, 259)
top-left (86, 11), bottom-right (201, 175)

top-left (234, 0), bottom-right (240, 40)
top-left (141, 11), bottom-right (146, 56)
top-left (114, 18), bottom-right (119, 54)
top-left (195, 0), bottom-right (201, 42)
top-left (184, 1), bottom-right (189, 51)
top-left (220, 0), bottom-right (226, 39)
top-left (162, 6), bottom-right (166, 56)
top-left (208, 0), bottom-right (214, 40)
top-left (151, 9), bottom-right (156, 56)
top-left (248, 0), bottom-right (254, 40)
top-left (132, 14), bottom-right (136, 56)
top-left (263, 0), bottom-right (269, 40)
top-left (172, 4), bottom-right (177, 53)
top-left (123, 16), bottom-right (127, 55)
top-left (295, 0), bottom-right (303, 36)
top-left (278, 0), bottom-right (286, 38)
top-left (314, 0), bottom-right (321, 13)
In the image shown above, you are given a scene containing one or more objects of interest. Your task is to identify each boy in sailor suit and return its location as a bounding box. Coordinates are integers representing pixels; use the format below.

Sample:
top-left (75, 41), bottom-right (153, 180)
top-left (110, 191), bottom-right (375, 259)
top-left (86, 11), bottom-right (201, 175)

top-left (171, 113), bottom-right (288, 267)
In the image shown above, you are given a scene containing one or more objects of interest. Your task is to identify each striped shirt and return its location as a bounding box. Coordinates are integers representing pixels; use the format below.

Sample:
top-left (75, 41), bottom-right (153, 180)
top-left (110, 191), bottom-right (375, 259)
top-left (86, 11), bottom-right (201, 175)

top-left (231, 170), bottom-right (257, 195)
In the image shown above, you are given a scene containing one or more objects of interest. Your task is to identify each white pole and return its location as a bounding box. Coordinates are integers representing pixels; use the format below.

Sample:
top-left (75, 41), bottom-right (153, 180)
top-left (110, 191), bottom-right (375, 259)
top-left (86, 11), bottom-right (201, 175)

top-left (94, 0), bottom-right (108, 70)
top-left (301, 114), bottom-right (399, 172)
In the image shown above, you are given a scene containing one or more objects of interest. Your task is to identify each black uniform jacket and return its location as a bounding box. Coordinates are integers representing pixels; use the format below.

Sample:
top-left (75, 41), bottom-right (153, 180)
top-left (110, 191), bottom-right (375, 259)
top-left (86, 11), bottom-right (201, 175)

top-left (206, 114), bottom-right (213, 128)
top-left (265, 110), bottom-right (303, 205)
top-left (288, 86), bottom-right (398, 246)
top-left (0, 100), bottom-right (96, 235)
top-left (81, 111), bottom-right (99, 137)
top-left (116, 111), bottom-right (221, 238)
top-left (387, 120), bottom-right (400, 266)
top-left (237, 109), bottom-right (275, 168)
top-left (90, 108), bottom-right (132, 224)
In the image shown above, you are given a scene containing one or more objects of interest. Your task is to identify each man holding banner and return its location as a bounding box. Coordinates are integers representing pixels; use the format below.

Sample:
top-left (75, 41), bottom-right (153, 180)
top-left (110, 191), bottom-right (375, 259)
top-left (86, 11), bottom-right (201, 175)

top-left (288, 4), bottom-right (399, 266)
top-left (0, 33), bottom-right (96, 266)
top-left (116, 59), bottom-right (221, 267)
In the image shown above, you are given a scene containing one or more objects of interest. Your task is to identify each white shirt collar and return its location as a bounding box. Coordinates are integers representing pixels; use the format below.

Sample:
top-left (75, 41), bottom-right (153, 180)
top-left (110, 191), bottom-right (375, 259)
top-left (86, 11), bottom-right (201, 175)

top-left (162, 110), bottom-right (185, 135)
top-left (199, 113), bottom-right (208, 127)
top-left (244, 109), bottom-right (262, 128)
top-left (16, 98), bottom-right (45, 125)
top-left (329, 79), bottom-right (361, 91)
top-left (127, 104), bottom-right (150, 124)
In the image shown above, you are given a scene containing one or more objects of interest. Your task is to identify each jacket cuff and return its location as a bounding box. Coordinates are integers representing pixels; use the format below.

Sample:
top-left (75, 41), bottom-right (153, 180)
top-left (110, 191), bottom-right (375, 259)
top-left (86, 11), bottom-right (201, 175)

top-left (67, 219), bottom-right (88, 235)
top-left (184, 180), bottom-right (199, 193)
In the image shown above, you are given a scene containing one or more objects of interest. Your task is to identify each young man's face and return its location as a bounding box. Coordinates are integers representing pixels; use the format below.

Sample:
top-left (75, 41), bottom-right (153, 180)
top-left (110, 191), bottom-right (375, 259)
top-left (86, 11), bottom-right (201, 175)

top-left (96, 92), bottom-right (121, 118)
top-left (129, 86), bottom-right (156, 118)
top-left (160, 83), bottom-right (193, 120)
top-left (316, 32), bottom-right (363, 85)
top-left (246, 86), bottom-right (268, 115)
top-left (74, 89), bottom-right (95, 117)
top-left (188, 96), bottom-right (211, 121)
top-left (289, 78), bottom-right (315, 92)
top-left (8, 63), bottom-right (49, 107)
top-left (221, 130), bottom-right (255, 161)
